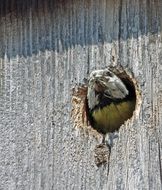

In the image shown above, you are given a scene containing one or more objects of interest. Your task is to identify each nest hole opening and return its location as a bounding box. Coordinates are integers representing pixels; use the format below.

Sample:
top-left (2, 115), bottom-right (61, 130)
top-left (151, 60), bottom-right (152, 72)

top-left (71, 68), bottom-right (139, 137)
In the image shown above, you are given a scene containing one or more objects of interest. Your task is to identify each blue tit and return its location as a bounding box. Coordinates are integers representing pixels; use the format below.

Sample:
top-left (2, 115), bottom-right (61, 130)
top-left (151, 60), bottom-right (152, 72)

top-left (87, 69), bottom-right (136, 135)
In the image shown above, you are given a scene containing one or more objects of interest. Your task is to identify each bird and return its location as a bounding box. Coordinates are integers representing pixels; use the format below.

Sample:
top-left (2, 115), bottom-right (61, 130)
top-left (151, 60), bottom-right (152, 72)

top-left (87, 69), bottom-right (136, 142)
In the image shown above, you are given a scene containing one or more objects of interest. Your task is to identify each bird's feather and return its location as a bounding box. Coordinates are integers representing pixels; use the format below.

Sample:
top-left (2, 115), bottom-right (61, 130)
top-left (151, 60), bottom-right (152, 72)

top-left (91, 100), bottom-right (135, 133)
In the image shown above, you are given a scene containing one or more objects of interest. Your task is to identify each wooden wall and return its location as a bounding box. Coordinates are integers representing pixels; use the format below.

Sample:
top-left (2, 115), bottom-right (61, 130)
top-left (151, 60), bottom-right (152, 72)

top-left (0, 0), bottom-right (162, 189)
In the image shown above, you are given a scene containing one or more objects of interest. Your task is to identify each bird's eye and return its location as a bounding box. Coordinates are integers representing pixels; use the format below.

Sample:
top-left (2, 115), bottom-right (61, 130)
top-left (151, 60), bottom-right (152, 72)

top-left (105, 71), bottom-right (113, 77)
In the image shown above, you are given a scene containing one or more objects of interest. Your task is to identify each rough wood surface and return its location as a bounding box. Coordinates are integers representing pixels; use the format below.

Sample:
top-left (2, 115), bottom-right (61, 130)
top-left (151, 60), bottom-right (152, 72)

top-left (0, 0), bottom-right (162, 189)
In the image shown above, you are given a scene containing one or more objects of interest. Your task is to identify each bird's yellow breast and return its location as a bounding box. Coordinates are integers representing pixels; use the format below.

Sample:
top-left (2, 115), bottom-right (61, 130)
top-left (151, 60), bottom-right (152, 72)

top-left (92, 100), bottom-right (135, 133)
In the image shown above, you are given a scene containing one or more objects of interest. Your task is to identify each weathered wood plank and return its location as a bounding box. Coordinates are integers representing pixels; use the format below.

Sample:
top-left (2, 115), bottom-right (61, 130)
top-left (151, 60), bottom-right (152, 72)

top-left (0, 0), bottom-right (162, 189)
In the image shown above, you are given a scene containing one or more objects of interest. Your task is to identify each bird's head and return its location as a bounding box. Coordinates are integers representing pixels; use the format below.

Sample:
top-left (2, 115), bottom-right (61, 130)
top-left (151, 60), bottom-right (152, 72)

top-left (88, 69), bottom-right (128, 99)
top-left (88, 69), bottom-right (115, 93)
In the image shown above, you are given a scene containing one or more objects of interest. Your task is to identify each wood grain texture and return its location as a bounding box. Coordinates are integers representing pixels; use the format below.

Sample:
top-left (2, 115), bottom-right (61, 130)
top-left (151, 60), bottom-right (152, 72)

top-left (0, 0), bottom-right (162, 189)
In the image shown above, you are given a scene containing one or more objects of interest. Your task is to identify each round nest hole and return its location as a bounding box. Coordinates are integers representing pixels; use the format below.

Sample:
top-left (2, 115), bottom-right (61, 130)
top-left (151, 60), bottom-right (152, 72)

top-left (71, 67), bottom-right (139, 136)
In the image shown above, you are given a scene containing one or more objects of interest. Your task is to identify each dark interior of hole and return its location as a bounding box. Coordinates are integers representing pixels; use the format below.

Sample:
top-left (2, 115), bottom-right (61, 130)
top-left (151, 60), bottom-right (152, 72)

top-left (120, 76), bottom-right (136, 101)
top-left (85, 73), bottom-right (136, 134)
